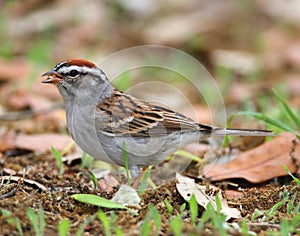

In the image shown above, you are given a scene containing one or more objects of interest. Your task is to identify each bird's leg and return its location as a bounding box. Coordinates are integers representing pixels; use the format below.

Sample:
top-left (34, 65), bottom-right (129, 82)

top-left (130, 166), bottom-right (147, 189)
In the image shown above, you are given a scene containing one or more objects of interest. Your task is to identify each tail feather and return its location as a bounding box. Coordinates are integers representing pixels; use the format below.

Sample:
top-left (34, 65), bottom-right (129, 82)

top-left (212, 128), bottom-right (275, 137)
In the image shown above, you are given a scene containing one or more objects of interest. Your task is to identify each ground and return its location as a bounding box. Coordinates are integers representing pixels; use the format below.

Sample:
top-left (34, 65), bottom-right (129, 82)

top-left (0, 150), bottom-right (299, 235)
top-left (1, 0), bottom-right (300, 235)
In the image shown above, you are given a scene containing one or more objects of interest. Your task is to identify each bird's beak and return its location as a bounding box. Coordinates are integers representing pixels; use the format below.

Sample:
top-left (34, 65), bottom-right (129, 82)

top-left (41, 70), bottom-right (63, 84)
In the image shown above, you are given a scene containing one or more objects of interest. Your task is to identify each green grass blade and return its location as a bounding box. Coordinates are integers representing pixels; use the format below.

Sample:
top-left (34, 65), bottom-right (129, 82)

top-left (280, 218), bottom-right (290, 236)
top-left (72, 194), bottom-right (127, 209)
top-left (1, 209), bottom-right (11, 216)
top-left (58, 219), bottom-right (70, 236)
top-left (51, 147), bottom-right (64, 175)
top-left (75, 216), bottom-right (95, 236)
top-left (26, 208), bottom-right (38, 235)
top-left (98, 210), bottom-right (111, 236)
top-left (123, 141), bottom-right (131, 185)
top-left (137, 167), bottom-right (150, 194)
top-left (189, 194), bottom-right (198, 226)
top-left (170, 215), bottom-right (183, 236)
top-left (151, 206), bottom-right (161, 236)
top-left (140, 216), bottom-right (151, 236)
top-left (263, 191), bottom-right (289, 222)
top-left (235, 111), bottom-right (295, 132)
top-left (88, 170), bottom-right (98, 190)
top-left (215, 193), bottom-right (222, 214)
top-left (180, 203), bottom-right (186, 214)
top-left (281, 164), bottom-right (300, 186)
top-left (164, 198), bottom-right (173, 214)
top-left (1, 209), bottom-right (23, 235)
top-left (14, 217), bottom-right (23, 236)
top-left (273, 89), bottom-right (300, 130)
top-left (72, 194), bottom-right (137, 215)
top-left (287, 193), bottom-right (297, 214)
top-left (27, 208), bottom-right (45, 236)
top-left (173, 150), bottom-right (203, 163)
top-left (38, 207), bottom-right (46, 236)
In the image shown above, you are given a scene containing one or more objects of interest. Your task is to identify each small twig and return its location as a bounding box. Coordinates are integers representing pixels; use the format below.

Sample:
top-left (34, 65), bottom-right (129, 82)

top-left (0, 188), bottom-right (16, 200)
top-left (247, 222), bottom-right (281, 230)
top-left (0, 176), bottom-right (48, 192)
top-left (0, 102), bottom-right (63, 121)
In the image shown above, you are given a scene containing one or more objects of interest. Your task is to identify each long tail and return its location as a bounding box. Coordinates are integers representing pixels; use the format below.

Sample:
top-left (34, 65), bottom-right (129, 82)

top-left (212, 128), bottom-right (275, 137)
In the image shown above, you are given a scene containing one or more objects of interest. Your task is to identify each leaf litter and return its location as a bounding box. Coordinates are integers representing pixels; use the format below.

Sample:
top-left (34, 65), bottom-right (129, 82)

top-left (203, 132), bottom-right (300, 183)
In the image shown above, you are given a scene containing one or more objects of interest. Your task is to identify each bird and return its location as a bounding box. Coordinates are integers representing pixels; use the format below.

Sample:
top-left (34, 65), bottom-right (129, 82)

top-left (42, 58), bottom-right (274, 187)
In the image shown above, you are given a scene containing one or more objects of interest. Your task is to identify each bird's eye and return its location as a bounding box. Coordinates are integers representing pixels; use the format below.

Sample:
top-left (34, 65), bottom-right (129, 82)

top-left (69, 70), bottom-right (79, 78)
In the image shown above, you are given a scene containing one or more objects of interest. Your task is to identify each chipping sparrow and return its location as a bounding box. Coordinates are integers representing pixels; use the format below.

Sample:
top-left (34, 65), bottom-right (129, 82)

top-left (42, 59), bottom-right (273, 185)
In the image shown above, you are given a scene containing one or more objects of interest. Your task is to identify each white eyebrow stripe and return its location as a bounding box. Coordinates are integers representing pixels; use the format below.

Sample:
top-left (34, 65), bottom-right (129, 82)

top-left (53, 61), bottom-right (66, 70)
top-left (58, 65), bottom-right (98, 75)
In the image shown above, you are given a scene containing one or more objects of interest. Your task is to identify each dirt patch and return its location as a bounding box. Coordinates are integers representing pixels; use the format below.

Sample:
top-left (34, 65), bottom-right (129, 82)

top-left (0, 150), bottom-right (298, 235)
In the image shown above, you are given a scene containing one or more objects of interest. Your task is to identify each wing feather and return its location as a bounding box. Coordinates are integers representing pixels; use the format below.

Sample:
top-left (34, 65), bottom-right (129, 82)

top-left (96, 90), bottom-right (212, 137)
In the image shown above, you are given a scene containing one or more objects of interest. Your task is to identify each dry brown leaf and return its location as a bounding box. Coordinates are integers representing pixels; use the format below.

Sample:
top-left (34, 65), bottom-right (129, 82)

top-left (182, 143), bottom-right (209, 157)
top-left (258, 0), bottom-right (300, 25)
top-left (97, 175), bottom-right (120, 193)
top-left (15, 134), bottom-right (73, 152)
top-left (0, 60), bottom-right (30, 81)
top-left (0, 134), bottom-right (15, 152)
top-left (261, 29), bottom-right (289, 71)
top-left (211, 49), bottom-right (260, 76)
top-left (0, 133), bottom-right (73, 153)
top-left (203, 132), bottom-right (299, 183)
top-left (176, 174), bottom-right (241, 220)
top-left (143, 1), bottom-right (237, 44)
top-left (286, 74), bottom-right (300, 98)
top-left (6, 90), bottom-right (55, 112)
top-left (180, 104), bottom-right (212, 125)
top-left (285, 41), bottom-right (300, 69)
top-left (224, 190), bottom-right (244, 199)
top-left (2, 168), bottom-right (17, 176)
top-left (229, 116), bottom-right (268, 150)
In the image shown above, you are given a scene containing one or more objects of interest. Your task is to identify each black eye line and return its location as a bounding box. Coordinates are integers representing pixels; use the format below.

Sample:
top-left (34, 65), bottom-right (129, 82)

top-left (59, 70), bottom-right (88, 78)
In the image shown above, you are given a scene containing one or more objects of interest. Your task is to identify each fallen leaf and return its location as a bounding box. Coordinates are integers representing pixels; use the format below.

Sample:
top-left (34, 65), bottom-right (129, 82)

top-left (0, 59), bottom-right (30, 81)
top-left (261, 29), bottom-right (289, 71)
top-left (211, 49), bottom-right (261, 75)
top-left (15, 133), bottom-right (73, 153)
top-left (258, 0), bottom-right (300, 25)
top-left (0, 133), bottom-right (15, 152)
top-left (6, 90), bottom-right (56, 112)
top-left (111, 185), bottom-right (141, 206)
top-left (0, 133), bottom-right (73, 153)
top-left (176, 173), bottom-right (241, 220)
top-left (143, 1), bottom-right (237, 44)
top-left (226, 82), bottom-right (253, 103)
top-left (224, 190), bottom-right (244, 199)
top-left (180, 104), bottom-right (212, 125)
top-left (97, 174), bottom-right (119, 193)
top-left (285, 41), bottom-right (300, 69)
top-left (203, 132), bottom-right (300, 183)
top-left (286, 74), bottom-right (300, 98)
top-left (2, 168), bottom-right (17, 175)
top-left (182, 143), bottom-right (209, 157)
top-left (229, 116), bottom-right (268, 150)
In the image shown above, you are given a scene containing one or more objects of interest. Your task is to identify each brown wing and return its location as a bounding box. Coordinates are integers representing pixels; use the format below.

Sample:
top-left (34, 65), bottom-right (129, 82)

top-left (96, 90), bottom-right (212, 137)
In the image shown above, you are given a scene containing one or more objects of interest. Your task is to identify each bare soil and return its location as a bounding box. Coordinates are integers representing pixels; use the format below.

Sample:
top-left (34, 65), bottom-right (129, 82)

top-left (0, 150), bottom-right (298, 235)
